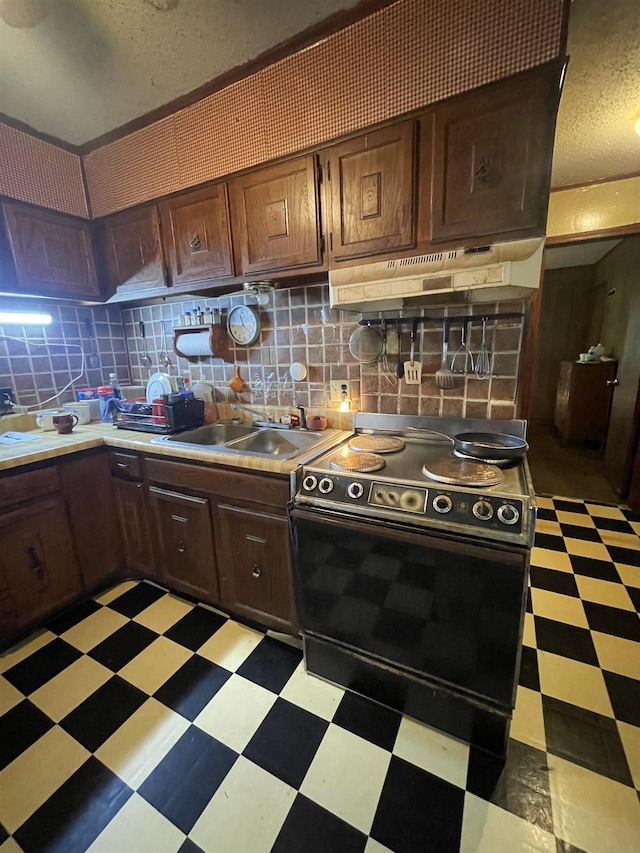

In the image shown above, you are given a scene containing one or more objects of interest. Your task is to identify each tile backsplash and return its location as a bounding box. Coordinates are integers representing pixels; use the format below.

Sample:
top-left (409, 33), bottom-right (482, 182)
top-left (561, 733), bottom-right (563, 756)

top-left (1, 283), bottom-right (525, 421)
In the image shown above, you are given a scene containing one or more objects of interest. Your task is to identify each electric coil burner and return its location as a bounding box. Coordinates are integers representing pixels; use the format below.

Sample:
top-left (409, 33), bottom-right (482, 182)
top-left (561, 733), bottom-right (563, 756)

top-left (290, 412), bottom-right (537, 760)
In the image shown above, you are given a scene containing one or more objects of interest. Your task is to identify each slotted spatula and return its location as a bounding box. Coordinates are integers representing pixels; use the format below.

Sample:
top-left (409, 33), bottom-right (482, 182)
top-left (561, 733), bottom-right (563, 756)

top-left (403, 318), bottom-right (422, 384)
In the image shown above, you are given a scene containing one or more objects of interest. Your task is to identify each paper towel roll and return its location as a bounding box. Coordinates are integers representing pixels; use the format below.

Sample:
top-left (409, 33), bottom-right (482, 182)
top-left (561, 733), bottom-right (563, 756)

top-left (175, 331), bottom-right (215, 357)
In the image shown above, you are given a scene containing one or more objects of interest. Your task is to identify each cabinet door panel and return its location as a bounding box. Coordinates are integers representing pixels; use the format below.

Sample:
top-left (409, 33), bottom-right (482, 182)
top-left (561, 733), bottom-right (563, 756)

top-left (216, 503), bottom-right (297, 633)
top-left (100, 205), bottom-right (167, 291)
top-left (231, 155), bottom-right (321, 274)
top-left (160, 184), bottom-right (234, 284)
top-left (149, 487), bottom-right (218, 602)
top-left (113, 479), bottom-right (154, 575)
top-left (326, 121), bottom-right (416, 261)
top-left (2, 201), bottom-right (100, 299)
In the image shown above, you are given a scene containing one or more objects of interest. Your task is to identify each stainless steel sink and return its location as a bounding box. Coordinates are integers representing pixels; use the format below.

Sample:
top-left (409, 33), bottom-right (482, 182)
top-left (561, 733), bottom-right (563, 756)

top-left (226, 428), bottom-right (322, 457)
top-left (162, 422), bottom-right (258, 445)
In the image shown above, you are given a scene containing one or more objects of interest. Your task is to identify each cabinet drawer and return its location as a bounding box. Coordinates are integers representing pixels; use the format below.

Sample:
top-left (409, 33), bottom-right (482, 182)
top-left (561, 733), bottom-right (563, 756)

top-left (0, 465), bottom-right (60, 510)
top-left (109, 451), bottom-right (144, 481)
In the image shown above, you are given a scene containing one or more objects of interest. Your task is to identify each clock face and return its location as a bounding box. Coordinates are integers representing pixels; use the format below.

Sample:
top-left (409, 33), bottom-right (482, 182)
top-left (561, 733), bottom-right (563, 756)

top-left (227, 304), bottom-right (261, 346)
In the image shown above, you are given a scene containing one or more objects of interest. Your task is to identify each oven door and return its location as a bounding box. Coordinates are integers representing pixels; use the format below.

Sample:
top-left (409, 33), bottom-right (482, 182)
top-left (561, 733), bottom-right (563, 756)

top-left (290, 506), bottom-right (529, 708)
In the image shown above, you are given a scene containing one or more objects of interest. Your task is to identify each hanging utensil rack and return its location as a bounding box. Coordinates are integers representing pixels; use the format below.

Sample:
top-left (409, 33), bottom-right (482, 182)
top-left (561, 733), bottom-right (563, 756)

top-left (358, 311), bottom-right (524, 328)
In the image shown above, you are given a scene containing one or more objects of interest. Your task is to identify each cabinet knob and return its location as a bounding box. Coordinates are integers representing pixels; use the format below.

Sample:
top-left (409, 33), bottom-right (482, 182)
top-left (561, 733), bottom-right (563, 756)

top-left (252, 564), bottom-right (262, 578)
top-left (474, 156), bottom-right (492, 182)
top-left (606, 379), bottom-right (619, 386)
top-left (190, 235), bottom-right (201, 250)
top-left (27, 546), bottom-right (45, 576)
top-left (178, 541), bottom-right (186, 553)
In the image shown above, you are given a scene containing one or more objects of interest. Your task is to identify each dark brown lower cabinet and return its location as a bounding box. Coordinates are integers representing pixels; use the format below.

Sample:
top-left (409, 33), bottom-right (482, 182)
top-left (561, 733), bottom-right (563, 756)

top-left (215, 502), bottom-right (297, 634)
top-left (112, 478), bottom-right (154, 575)
top-left (149, 486), bottom-right (219, 602)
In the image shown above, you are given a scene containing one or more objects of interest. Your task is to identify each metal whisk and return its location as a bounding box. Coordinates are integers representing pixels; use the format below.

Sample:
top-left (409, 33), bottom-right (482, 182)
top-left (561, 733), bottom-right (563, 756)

top-left (450, 322), bottom-right (474, 374)
top-left (475, 317), bottom-right (491, 380)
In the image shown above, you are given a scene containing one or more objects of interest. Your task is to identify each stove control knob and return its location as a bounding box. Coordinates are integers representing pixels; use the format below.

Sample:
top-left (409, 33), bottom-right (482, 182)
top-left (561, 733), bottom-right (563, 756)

top-left (302, 475), bottom-right (318, 491)
top-left (347, 482), bottom-right (364, 499)
top-left (473, 500), bottom-right (494, 520)
top-left (318, 477), bottom-right (334, 494)
top-left (433, 494), bottom-right (452, 514)
top-left (497, 504), bottom-right (520, 525)
top-left (387, 491), bottom-right (399, 504)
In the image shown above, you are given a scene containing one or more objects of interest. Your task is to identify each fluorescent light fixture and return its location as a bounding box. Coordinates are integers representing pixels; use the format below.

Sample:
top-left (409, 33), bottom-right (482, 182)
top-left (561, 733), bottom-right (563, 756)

top-left (0, 311), bottom-right (53, 325)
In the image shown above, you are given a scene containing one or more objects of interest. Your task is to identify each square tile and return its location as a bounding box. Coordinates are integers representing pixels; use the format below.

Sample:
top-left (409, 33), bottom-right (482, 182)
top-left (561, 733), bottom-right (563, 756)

top-left (535, 519), bottom-right (563, 537)
top-left (459, 793), bottom-right (556, 853)
top-left (133, 593), bottom-right (195, 634)
top-left (29, 655), bottom-right (112, 722)
top-left (553, 500), bottom-right (589, 515)
top-left (189, 755), bottom-right (295, 853)
top-left (0, 726), bottom-right (89, 834)
top-left (575, 576), bottom-right (635, 611)
top-left (536, 507), bottom-right (558, 522)
top-left (627, 585), bottom-right (640, 611)
top-left (518, 645), bottom-right (540, 692)
top-left (60, 675), bottom-right (148, 752)
top-left (243, 697), bottom-right (329, 789)
top-left (0, 630), bottom-right (55, 674)
top-left (333, 691), bottom-right (401, 752)
top-left (530, 588), bottom-right (588, 628)
top-left (118, 636), bottom-right (193, 695)
top-left (164, 607), bottom-right (228, 652)
top-left (617, 721), bottom-right (640, 790)
top-left (606, 546), bottom-right (640, 566)
top-left (522, 611), bottom-right (536, 647)
top-left (46, 599), bottom-right (102, 635)
top-left (0, 676), bottom-right (23, 717)
top-left (582, 601), bottom-right (640, 642)
top-left (555, 511), bottom-right (596, 529)
top-left (138, 726), bottom-right (237, 835)
top-left (86, 793), bottom-right (186, 853)
top-left (564, 539), bottom-right (612, 561)
top-left (62, 607), bottom-right (129, 654)
top-left (194, 673), bottom-right (277, 753)
top-left (602, 670), bottom-right (640, 727)
top-left (529, 566), bottom-right (579, 597)
top-left (13, 756), bottom-right (132, 853)
top-left (510, 686), bottom-right (546, 750)
top-left (89, 621), bottom-right (159, 671)
top-left (154, 655), bottom-right (231, 721)
top-left (616, 563), bottom-right (640, 589)
top-left (300, 724), bottom-right (390, 834)
top-left (392, 716), bottom-right (469, 788)
top-left (569, 554), bottom-right (621, 583)
top-left (272, 793), bottom-right (367, 853)
top-left (95, 697), bottom-right (190, 790)
top-left (371, 755), bottom-right (465, 853)
top-left (534, 533), bottom-right (567, 553)
top-left (197, 620), bottom-right (264, 671)
top-left (107, 582), bottom-right (166, 618)
top-left (537, 651), bottom-right (613, 717)
top-left (236, 636), bottom-right (302, 694)
top-left (560, 524), bottom-right (601, 543)
top-left (592, 517), bottom-right (636, 535)
top-left (93, 580), bottom-right (138, 606)
top-left (530, 547), bottom-right (573, 573)
top-left (3, 638), bottom-right (81, 695)
top-left (599, 531), bottom-right (640, 552)
top-left (592, 631), bottom-right (640, 680)
top-left (0, 700), bottom-right (53, 771)
top-left (586, 504), bottom-right (627, 521)
top-left (533, 616), bottom-right (598, 666)
top-left (542, 695), bottom-right (633, 786)
top-left (548, 754), bottom-right (640, 853)
top-left (280, 660), bottom-right (345, 721)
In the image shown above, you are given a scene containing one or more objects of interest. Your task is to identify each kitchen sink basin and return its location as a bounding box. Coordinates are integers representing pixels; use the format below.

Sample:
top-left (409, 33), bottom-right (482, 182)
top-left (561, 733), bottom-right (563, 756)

top-left (225, 428), bottom-right (322, 456)
top-left (163, 422), bottom-right (258, 445)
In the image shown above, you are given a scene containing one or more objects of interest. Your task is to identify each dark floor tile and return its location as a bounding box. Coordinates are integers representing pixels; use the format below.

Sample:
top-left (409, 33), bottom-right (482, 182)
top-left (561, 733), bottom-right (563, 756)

top-left (526, 587), bottom-right (533, 613)
top-left (139, 726), bottom-right (236, 834)
top-left (603, 670), bottom-right (640, 727)
top-left (605, 545), bottom-right (640, 568)
top-left (107, 582), bottom-right (166, 618)
top-left (13, 756), bottom-right (132, 853)
top-left (553, 499), bottom-right (588, 515)
top-left (154, 655), bottom-right (230, 721)
top-left (0, 700), bottom-right (53, 771)
top-left (243, 697), bottom-right (328, 789)
top-left (60, 675), bottom-right (147, 752)
top-left (466, 740), bottom-right (553, 833)
top-left (236, 635), bottom-right (302, 693)
top-left (272, 793), bottom-right (367, 853)
top-left (529, 566), bottom-right (579, 597)
top-left (622, 508), bottom-right (640, 523)
top-left (3, 638), bottom-right (81, 695)
top-left (533, 617), bottom-right (598, 666)
top-left (371, 755), bottom-right (464, 853)
top-left (0, 822), bottom-right (7, 844)
top-left (46, 599), bottom-right (102, 635)
top-left (591, 517), bottom-right (636, 535)
top-left (164, 606), bottom-right (228, 651)
top-left (179, 840), bottom-right (206, 853)
top-left (332, 691), bottom-right (401, 752)
top-left (556, 839), bottom-right (589, 853)
top-left (582, 600), bottom-right (640, 642)
top-left (559, 524), bottom-right (601, 543)
top-left (627, 585), bottom-right (640, 612)
top-left (89, 621), bottom-right (158, 671)
top-left (534, 532), bottom-right (567, 552)
top-left (542, 695), bottom-right (633, 787)
top-left (536, 508), bottom-right (558, 522)
top-left (519, 646), bottom-right (540, 692)
top-left (569, 554), bottom-right (621, 583)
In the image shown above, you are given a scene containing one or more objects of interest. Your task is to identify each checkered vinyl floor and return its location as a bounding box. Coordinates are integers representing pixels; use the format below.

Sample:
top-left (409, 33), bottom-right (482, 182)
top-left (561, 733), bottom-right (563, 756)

top-left (0, 497), bottom-right (639, 853)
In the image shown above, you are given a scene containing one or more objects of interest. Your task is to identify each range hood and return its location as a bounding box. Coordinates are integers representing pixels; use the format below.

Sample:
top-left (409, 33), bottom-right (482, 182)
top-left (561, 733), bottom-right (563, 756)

top-left (329, 238), bottom-right (545, 311)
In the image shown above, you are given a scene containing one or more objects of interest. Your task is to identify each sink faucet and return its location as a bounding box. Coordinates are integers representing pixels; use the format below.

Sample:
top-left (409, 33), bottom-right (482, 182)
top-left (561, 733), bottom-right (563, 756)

top-left (231, 403), bottom-right (274, 424)
top-left (295, 403), bottom-right (307, 429)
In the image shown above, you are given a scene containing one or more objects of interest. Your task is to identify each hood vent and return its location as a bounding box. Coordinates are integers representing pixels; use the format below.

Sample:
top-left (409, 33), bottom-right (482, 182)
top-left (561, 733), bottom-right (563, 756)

top-left (329, 238), bottom-right (545, 311)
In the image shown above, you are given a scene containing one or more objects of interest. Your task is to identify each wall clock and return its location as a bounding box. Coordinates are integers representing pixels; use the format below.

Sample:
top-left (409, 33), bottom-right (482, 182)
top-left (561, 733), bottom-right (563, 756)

top-left (227, 304), bottom-right (261, 346)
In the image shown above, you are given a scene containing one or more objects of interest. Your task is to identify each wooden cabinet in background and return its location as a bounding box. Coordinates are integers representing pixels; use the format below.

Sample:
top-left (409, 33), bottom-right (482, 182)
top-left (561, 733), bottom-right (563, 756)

top-left (149, 486), bottom-right (218, 602)
top-left (230, 154), bottom-right (322, 274)
top-left (99, 204), bottom-right (168, 295)
top-left (554, 361), bottom-right (618, 446)
top-left (1, 199), bottom-right (100, 299)
top-left (159, 183), bottom-right (234, 285)
top-left (323, 121), bottom-right (416, 262)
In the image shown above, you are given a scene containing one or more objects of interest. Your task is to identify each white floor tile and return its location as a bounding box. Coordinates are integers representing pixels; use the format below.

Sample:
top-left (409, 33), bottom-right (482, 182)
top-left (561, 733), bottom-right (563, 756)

top-left (0, 837), bottom-right (26, 853)
top-left (392, 716), bottom-right (469, 788)
top-left (0, 630), bottom-right (55, 673)
top-left (537, 650), bottom-right (614, 717)
top-left (530, 548), bottom-right (573, 573)
top-left (365, 838), bottom-right (394, 853)
top-left (522, 612), bottom-right (536, 647)
top-left (0, 726), bottom-right (89, 833)
top-left (300, 724), bottom-right (390, 834)
top-left (510, 686), bottom-right (546, 751)
top-left (530, 588), bottom-right (588, 628)
top-left (194, 673), bottom-right (276, 753)
top-left (535, 519), bottom-right (563, 537)
top-left (555, 510), bottom-right (596, 528)
top-left (616, 563), bottom-right (640, 589)
top-left (93, 580), bottom-right (138, 606)
top-left (598, 530), bottom-right (640, 551)
top-left (460, 793), bottom-right (556, 853)
top-left (617, 721), bottom-right (640, 790)
top-left (563, 539), bottom-right (612, 561)
top-left (29, 655), bottom-right (112, 722)
top-left (0, 676), bottom-right (23, 716)
top-left (592, 631), bottom-right (640, 680)
top-left (95, 697), bottom-right (190, 790)
top-left (86, 793), bottom-right (185, 853)
top-left (118, 636), bottom-right (192, 694)
top-left (548, 754), bottom-right (640, 853)
top-left (197, 620), bottom-right (264, 671)
top-left (575, 575), bottom-right (635, 610)
top-left (61, 608), bottom-right (128, 653)
top-left (133, 594), bottom-right (194, 634)
top-left (585, 504), bottom-right (627, 520)
top-left (279, 660), bottom-right (345, 721)
top-left (189, 755), bottom-right (295, 853)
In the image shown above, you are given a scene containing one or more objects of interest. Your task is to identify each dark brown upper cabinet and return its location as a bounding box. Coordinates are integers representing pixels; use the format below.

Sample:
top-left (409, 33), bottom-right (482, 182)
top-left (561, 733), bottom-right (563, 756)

top-left (430, 63), bottom-right (561, 243)
top-left (99, 205), bottom-right (167, 296)
top-left (159, 183), bottom-right (234, 285)
top-left (323, 121), bottom-right (416, 262)
top-left (230, 154), bottom-right (322, 275)
top-left (1, 200), bottom-right (100, 300)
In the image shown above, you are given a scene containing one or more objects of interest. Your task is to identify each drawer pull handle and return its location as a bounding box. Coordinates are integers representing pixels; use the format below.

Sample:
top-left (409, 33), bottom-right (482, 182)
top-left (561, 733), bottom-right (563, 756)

top-left (252, 565), bottom-right (262, 578)
top-left (190, 234), bottom-right (201, 250)
top-left (27, 546), bottom-right (45, 576)
top-left (606, 379), bottom-right (619, 386)
top-left (474, 157), bottom-right (492, 182)
top-left (116, 462), bottom-right (129, 469)
top-left (178, 541), bottom-right (186, 553)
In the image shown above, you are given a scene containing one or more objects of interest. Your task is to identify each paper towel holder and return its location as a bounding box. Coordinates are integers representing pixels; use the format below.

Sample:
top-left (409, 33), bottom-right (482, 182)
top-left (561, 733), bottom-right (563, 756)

top-left (173, 324), bottom-right (230, 363)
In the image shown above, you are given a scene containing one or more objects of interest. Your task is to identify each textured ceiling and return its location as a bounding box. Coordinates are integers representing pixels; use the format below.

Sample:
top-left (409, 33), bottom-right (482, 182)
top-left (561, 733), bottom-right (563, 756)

top-left (0, 0), bottom-right (639, 187)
